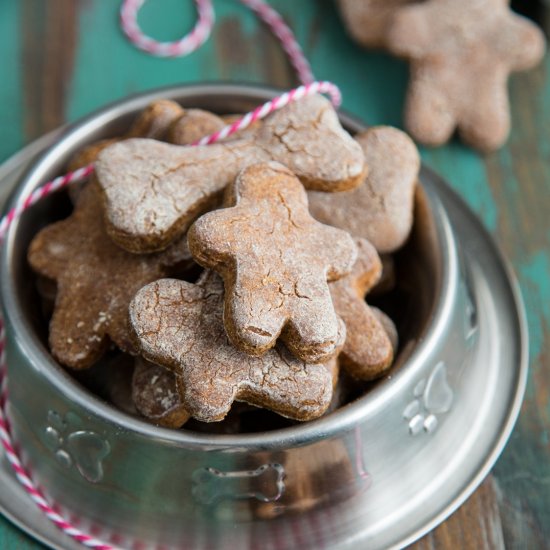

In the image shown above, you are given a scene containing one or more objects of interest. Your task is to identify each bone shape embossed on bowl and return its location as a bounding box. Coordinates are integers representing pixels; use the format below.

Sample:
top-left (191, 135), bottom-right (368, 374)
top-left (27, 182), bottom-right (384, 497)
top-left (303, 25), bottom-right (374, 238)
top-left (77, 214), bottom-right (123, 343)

top-left (95, 94), bottom-right (366, 253)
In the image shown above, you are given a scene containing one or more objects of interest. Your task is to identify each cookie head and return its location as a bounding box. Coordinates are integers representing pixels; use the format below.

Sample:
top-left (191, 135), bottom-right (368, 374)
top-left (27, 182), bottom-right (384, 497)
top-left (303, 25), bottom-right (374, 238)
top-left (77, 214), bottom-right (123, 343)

top-left (165, 108), bottom-right (226, 145)
top-left (330, 238), bottom-right (394, 380)
top-left (188, 161), bottom-right (356, 363)
top-left (337, 0), bottom-right (419, 49)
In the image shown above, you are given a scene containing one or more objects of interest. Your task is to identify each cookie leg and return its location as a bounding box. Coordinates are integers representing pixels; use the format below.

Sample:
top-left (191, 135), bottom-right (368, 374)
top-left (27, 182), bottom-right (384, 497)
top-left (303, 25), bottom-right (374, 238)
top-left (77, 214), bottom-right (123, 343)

top-left (458, 70), bottom-right (510, 152)
top-left (501, 15), bottom-right (546, 72)
top-left (282, 298), bottom-right (345, 364)
top-left (224, 288), bottom-right (287, 356)
top-left (181, 376), bottom-right (238, 422)
top-left (339, 305), bottom-right (394, 381)
top-left (49, 291), bottom-right (110, 369)
top-left (404, 64), bottom-right (456, 147)
top-left (241, 345), bottom-right (333, 421)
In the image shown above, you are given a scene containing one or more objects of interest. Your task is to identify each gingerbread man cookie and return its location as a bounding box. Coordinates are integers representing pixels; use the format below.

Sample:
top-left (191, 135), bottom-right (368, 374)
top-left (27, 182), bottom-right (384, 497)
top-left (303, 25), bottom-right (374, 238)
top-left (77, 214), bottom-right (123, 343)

top-left (308, 126), bottom-right (420, 253)
top-left (189, 161), bottom-right (356, 363)
top-left (337, 0), bottom-right (419, 49)
top-left (330, 238), bottom-right (395, 380)
top-left (386, 0), bottom-right (546, 151)
top-left (27, 184), bottom-right (194, 369)
top-left (129, 271), bottom-right (335, 422)
top-left (95, 94), bottom-right (366, 253)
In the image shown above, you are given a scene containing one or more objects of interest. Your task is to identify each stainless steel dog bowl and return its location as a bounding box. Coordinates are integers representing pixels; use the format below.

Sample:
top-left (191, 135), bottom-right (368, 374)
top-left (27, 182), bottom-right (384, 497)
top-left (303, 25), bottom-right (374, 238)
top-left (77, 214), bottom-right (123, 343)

top-left (0, 84), bottom-right (527, 550)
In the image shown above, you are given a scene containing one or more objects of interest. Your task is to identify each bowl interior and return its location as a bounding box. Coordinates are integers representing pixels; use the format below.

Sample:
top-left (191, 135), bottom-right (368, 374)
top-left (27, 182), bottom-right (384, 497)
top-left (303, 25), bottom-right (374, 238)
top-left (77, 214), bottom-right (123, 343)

top-left (2, 84), bottom-right (448, 446)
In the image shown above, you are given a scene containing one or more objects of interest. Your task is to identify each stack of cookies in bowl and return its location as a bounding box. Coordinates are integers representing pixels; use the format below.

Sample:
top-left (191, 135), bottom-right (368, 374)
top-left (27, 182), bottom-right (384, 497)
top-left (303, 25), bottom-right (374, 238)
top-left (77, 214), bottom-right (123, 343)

top-left (27, 94), bottom-right (420, 432)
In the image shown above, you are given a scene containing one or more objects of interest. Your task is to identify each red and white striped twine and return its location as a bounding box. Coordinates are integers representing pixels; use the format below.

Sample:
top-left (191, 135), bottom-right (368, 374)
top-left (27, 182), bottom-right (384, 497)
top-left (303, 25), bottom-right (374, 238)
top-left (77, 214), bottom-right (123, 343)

top-left (120, 0), bottom-right (215, 57)
top-left (0, 1), bottom-right (343, 549)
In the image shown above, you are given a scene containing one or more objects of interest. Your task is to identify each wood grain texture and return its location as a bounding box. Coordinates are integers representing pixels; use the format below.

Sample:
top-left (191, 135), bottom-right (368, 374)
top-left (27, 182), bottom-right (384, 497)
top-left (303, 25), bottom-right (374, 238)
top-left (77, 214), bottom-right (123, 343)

top-left (412, 478), bottom-right (506, 550)
top-left (0, 0), bottom-right (549, 548)
top-left (21, 0), bottom-right (79, 139)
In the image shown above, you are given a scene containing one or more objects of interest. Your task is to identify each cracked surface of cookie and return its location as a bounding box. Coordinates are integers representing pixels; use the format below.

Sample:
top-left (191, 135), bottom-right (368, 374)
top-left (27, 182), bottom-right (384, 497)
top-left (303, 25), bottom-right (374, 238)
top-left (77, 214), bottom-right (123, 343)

top-left (132, 357), bottom-right (190, 428)
top-left (330, 238), bottom-right (394, 380)
top-left (386, 0), bottom-right (546, 151)
top-left (27, 184), bottom-right (193, 369)
top-left (337, 0), bottom-right (420, 49)
top-left (129, 271), bottom-right (335, 422)
top-left (95, 94), bottom-right (366, 253)
top-left (309, 126), bottom-right (419, 253)
top-left (189, 161), bottom-right (356, 363)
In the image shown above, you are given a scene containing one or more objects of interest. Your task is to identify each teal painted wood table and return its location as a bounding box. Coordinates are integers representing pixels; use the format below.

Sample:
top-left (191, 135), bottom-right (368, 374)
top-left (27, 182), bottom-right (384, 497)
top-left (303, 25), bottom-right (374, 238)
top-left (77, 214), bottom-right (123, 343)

top-left (0, 1), bottom-right (549, 548)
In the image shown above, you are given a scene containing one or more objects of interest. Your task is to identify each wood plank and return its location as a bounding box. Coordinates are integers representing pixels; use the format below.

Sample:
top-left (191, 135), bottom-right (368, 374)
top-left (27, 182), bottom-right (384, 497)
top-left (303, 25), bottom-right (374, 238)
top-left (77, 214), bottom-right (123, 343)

top-left (484, 39), bottom-right (550, 550)
top-left (20, 0), bottom-right (79, 139)
top-left (411, 477), bottom-right (505, 550)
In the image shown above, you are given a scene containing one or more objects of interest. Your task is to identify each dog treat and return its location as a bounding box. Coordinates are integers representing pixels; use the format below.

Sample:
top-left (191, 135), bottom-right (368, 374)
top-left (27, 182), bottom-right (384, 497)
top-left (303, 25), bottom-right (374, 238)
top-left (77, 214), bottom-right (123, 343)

top-left (129, 271), bottom-right (335, 422)
top-left (330, 238), bottom-right (394, 380)
top-left (95, 94), bottom-right (366, 253)
top-left (132, 357), bottom-right (190, 428)
top-left (189, 161), bottom-right (356, 363)
top-left (386, 0), bottom-right (546, 151)
top-left (165, 108), bottom-right (226, 145)
top-left (27, 183), bottom-right (194, 369)
top-left (337, 0), bottom-right (418, 49)
top-left (67, 99), bottom-right (184, 172)
top-left (309, 126), bottom-right (419, 254)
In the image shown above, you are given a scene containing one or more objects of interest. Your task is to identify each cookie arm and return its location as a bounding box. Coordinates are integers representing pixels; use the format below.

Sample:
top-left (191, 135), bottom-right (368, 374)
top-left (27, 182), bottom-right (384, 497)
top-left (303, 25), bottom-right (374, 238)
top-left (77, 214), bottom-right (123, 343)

top-left (27, 223), bottom-right (73, 280)
top-left (282, 286), bottom-right (345, 364)
top-left (187, 208), bottom-right (243, 270)
top-left (348, 238), bottom-right (383, 296)
top-left (331, 285), bottom-right (393, 380)
top-left (314, 225), bottom-right (357, 282)
top-left (495, 14), bottom-right (546, 72)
